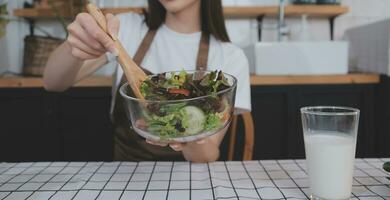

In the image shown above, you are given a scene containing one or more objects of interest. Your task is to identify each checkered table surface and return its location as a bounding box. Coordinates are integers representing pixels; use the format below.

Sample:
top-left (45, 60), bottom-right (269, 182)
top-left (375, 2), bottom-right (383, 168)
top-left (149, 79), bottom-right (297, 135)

top-left (0, 159), bottom-right (389, 200)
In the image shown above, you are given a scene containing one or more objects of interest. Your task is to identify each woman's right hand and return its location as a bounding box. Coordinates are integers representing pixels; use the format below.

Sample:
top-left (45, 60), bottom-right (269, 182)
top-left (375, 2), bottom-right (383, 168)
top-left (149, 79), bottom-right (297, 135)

top-left (66, 13), bottom-right (120, 60)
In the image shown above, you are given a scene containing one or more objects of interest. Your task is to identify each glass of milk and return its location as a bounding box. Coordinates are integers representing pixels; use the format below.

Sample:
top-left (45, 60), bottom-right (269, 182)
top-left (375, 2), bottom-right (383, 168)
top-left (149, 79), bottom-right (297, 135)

top-left (301, 106), bottom-right (360, 200)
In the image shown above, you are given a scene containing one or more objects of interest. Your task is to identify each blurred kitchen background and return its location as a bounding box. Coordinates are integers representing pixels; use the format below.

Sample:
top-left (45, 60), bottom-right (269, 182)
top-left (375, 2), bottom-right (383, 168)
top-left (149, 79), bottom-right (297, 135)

top-left (2, 0), bottom-right (390, 75)
top-left (0, 0), bottom-right (390, 162)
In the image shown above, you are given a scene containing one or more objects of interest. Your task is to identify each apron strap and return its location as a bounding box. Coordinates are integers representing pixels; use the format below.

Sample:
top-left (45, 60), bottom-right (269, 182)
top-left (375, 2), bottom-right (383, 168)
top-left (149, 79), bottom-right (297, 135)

top-left (119, 30), bottom-right (157, 84)
top-left (133, 30), bottom-right (158, 66)
top-left (196, 33), bottom-right (210, 71)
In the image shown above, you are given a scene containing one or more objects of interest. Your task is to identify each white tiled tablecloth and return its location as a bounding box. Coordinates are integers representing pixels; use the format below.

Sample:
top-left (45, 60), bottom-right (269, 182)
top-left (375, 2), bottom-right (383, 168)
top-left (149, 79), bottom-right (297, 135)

top-left (0, 159), bottom-right (389, 200)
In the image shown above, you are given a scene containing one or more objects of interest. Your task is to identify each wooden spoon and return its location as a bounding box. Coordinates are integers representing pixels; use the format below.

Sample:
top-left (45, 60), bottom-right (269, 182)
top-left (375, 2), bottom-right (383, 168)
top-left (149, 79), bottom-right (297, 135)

top-left (86, 3), bottom-right (147, 99)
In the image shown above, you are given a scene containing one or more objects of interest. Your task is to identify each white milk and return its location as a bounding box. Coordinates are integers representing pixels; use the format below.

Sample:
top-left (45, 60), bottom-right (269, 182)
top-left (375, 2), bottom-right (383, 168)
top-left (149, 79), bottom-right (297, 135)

top-left (304, 132), bottom-right (356, 200)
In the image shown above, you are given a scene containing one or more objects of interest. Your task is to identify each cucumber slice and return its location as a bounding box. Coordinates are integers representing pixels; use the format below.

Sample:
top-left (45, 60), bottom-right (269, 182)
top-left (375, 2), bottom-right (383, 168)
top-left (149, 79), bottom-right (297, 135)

top-left (182, 106), bottom-right (205, 135)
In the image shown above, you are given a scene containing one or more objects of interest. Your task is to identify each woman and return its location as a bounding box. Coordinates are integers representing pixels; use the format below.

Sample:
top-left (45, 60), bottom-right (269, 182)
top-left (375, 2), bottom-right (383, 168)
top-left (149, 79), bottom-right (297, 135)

top-left (43, 0), bottom-right (251, 162)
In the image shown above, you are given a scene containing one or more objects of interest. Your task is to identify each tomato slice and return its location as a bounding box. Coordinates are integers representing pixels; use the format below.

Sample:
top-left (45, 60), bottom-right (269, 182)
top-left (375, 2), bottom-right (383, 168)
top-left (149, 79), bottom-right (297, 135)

top-left (168, 88), bottom-right (190, 96)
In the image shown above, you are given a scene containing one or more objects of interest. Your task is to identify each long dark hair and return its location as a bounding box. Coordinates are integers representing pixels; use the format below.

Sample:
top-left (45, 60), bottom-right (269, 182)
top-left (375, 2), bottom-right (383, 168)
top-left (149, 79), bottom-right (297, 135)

top-left (145, 0), bottom-right (230, 42)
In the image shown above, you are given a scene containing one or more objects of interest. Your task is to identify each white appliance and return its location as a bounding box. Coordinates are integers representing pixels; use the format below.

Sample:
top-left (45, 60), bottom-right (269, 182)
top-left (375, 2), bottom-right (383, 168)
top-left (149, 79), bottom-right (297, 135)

top-left (244, 41), bottom-right (349, 75)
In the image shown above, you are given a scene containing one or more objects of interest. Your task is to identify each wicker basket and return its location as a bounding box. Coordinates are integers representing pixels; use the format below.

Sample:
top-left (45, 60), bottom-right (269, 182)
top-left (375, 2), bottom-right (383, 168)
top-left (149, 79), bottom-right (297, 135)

top-left (23, 35), bottom-right (64, 76)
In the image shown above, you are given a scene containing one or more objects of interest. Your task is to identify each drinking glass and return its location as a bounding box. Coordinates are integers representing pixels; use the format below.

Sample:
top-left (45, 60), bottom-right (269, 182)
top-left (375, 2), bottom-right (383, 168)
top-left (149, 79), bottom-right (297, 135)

top-left (301, 106), bottom-right (360, 200)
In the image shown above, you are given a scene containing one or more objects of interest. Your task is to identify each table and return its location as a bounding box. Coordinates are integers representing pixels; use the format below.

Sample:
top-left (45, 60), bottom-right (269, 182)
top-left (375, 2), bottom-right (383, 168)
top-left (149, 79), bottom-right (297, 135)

top-left (0, 159), bottom-right (389, 200)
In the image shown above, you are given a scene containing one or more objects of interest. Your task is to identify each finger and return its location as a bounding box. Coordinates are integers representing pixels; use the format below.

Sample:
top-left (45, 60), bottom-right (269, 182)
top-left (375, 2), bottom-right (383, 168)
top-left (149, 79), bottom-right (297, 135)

top-left (195, 139), bottom-right (206, 145)
top-left (67, 35), bottom-right (102, 56)
top-left (169, 143), bottom-right (184, 152)
top-left (67, 21), bottom-right (105, 53)
top-left (77, 13), bottom-right (118, 54)
top-left (135, 119), bottom-right (147, 129)
top-left (146, 139), bottom-right (168, 147)
top-left (106, 13), bottom-right (120, 41)
top-left (70, 47), bottom-right (97, 60)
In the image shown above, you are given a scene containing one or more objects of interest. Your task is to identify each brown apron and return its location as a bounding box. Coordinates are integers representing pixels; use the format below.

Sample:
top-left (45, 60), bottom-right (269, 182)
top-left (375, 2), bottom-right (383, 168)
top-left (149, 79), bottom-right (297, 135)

top-left (111, 30), bottom-right (210, 161)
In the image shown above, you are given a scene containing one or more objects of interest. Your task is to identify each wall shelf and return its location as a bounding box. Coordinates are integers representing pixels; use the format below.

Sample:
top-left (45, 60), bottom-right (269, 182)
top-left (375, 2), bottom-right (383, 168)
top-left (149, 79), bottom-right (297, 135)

top-left (223, 5), bottom-right (348, 18)
top-left (13, 5), bottom-right (348, 40)
top-left (13, 5), bottom-right (348, 19)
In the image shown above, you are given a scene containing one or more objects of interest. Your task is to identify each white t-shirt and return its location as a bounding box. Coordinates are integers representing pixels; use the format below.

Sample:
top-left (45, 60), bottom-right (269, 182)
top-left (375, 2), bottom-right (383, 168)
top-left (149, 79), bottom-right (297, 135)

top-left (107, 13), bottom-right (251, 113)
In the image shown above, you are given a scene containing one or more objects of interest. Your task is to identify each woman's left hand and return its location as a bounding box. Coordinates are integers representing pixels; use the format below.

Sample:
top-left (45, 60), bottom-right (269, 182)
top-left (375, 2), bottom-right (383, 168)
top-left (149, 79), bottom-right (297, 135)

top-left (146, 139), bottom-right (206, 151)
top-left (145, 126), bottom-right (228, 162)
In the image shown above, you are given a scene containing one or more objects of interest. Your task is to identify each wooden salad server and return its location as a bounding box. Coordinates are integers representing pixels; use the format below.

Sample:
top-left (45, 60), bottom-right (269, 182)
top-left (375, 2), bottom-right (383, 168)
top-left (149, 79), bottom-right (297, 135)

top-left (86, 3), bottom-right (147, 99)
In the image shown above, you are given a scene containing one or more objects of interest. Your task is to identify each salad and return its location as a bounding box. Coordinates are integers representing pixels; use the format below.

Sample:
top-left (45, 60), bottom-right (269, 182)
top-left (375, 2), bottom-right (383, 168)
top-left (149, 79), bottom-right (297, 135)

top-left (136, 70), bottom-right (235, 139)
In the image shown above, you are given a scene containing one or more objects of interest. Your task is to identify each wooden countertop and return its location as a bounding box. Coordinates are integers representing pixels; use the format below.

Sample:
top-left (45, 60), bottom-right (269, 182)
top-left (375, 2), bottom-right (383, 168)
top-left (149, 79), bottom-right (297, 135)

top-left (0, 76), bottom-right (112, 88)
top-left (250, 74), bottom-right (381, 85)
top-left (0, 74), bottom-right (380, 88)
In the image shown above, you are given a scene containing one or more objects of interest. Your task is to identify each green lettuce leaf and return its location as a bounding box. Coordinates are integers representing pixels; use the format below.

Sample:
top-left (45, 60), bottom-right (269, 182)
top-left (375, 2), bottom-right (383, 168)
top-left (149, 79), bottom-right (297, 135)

top-left (204, 113), bottom-right (221, 131)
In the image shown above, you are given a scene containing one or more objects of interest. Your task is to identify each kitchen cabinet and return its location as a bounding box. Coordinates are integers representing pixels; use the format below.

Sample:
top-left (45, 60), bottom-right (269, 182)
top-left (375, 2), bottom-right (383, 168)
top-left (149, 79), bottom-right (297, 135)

top-left (0, 88), bottom-right (59, 162)
top-left (0, 87), bottom-right (113, 162)
top-left (0, 76), bottom-right (389, 162)
top-left (376, 76), bottom-right (390, 157)
top-left (57, 88), bottom-right (113, 161)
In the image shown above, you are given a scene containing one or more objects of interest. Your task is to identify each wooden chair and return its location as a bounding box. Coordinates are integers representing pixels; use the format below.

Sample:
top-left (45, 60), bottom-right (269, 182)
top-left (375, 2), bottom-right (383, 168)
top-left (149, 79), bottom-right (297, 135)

top-left (227, 112), bottom-right (255, 161)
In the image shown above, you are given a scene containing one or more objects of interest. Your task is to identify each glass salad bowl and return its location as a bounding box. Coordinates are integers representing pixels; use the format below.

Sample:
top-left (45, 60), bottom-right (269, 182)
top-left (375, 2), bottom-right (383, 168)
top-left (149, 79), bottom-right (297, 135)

top-left (119, 70), bottom-right (237, 143)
